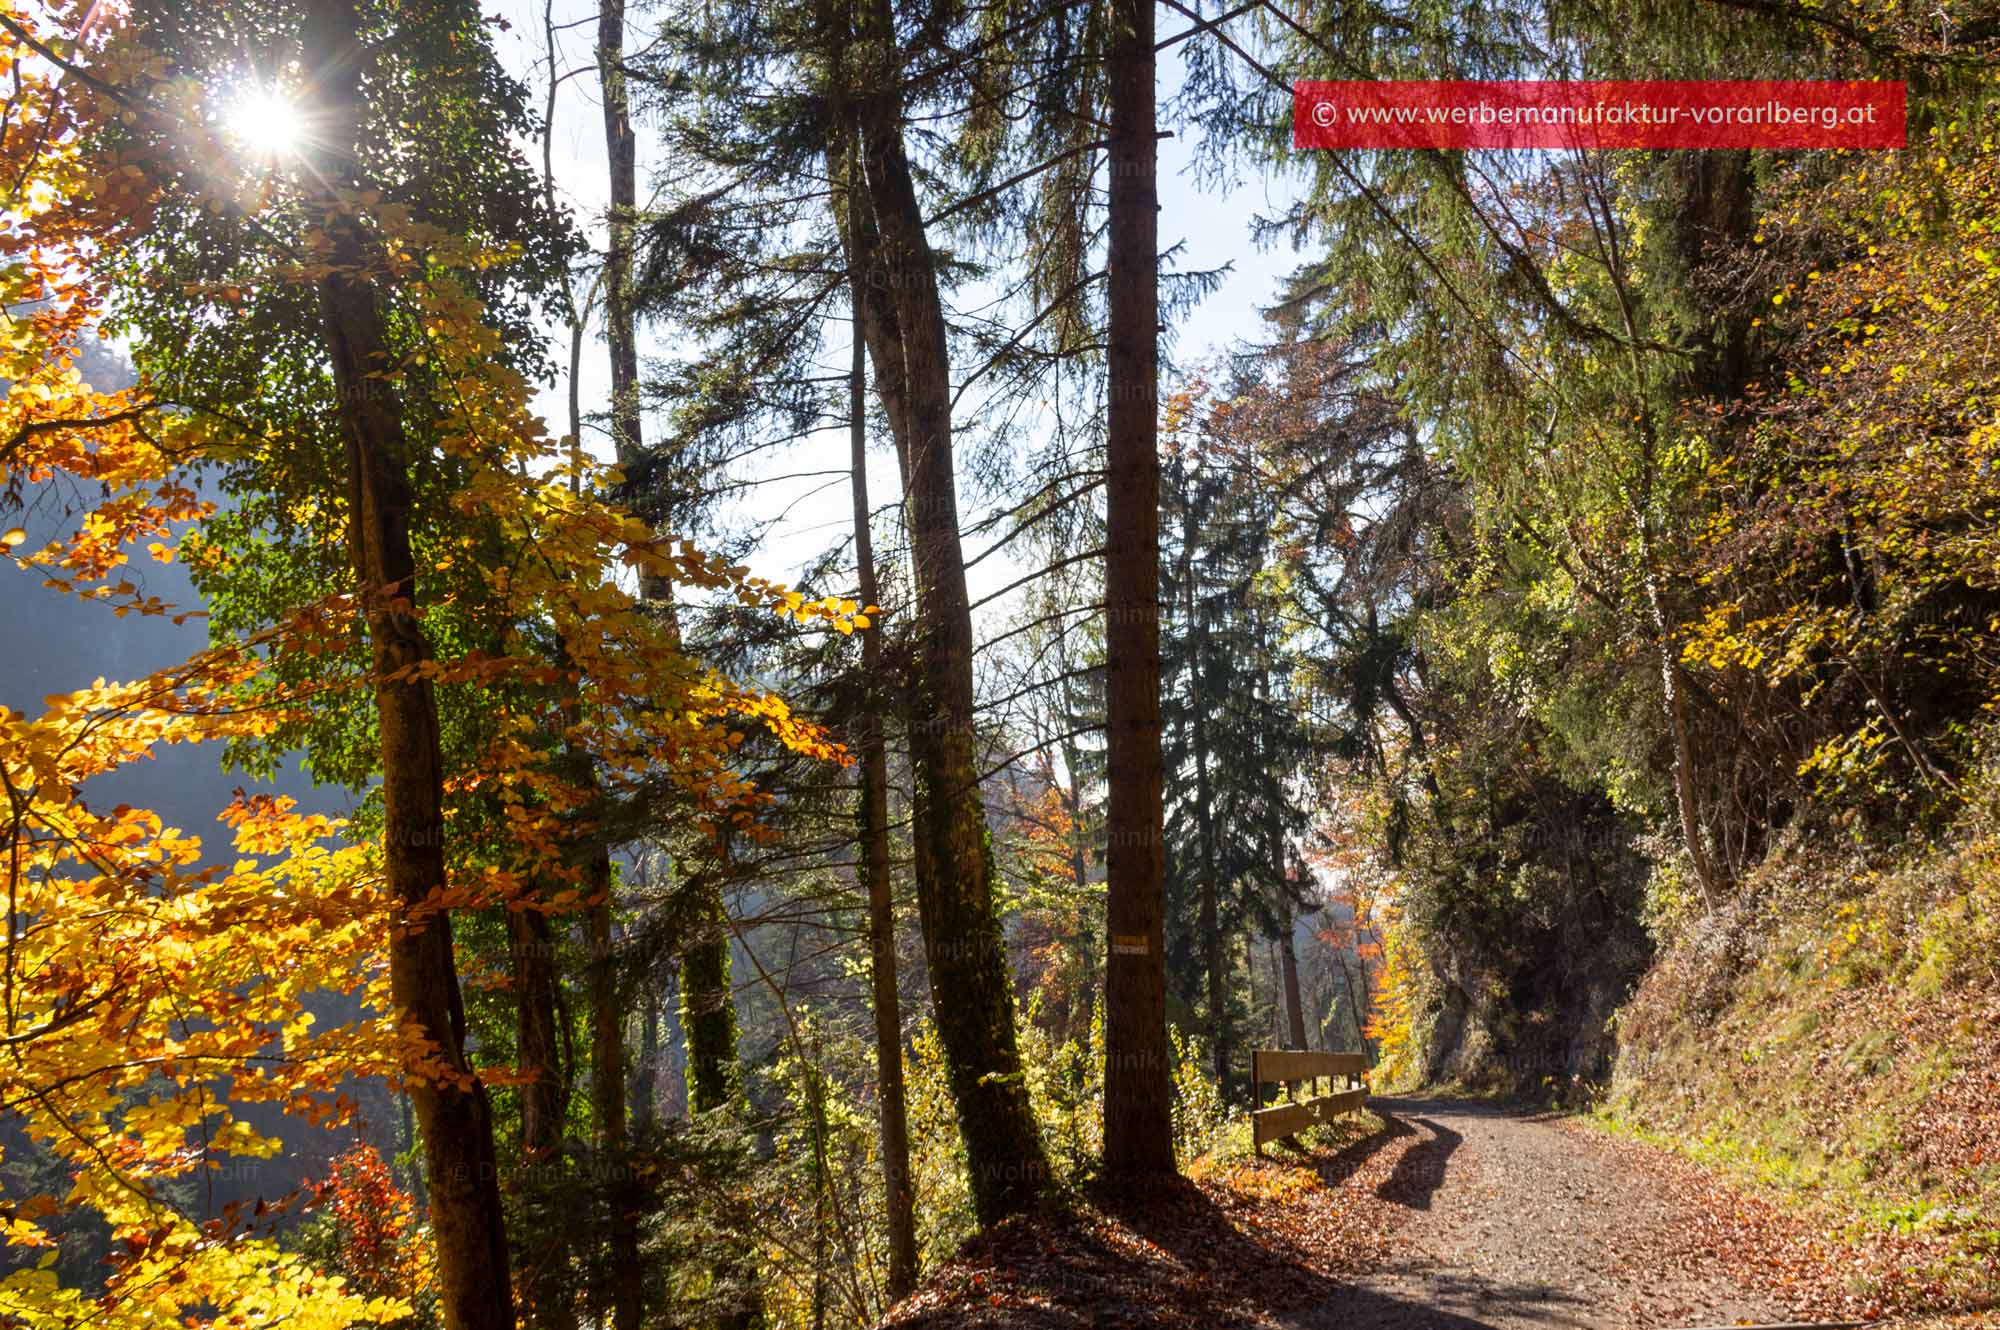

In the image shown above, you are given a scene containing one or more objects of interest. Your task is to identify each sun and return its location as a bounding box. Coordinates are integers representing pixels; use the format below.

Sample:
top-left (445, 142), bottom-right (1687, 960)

top-left (224, 85), bottom-right (307, 159)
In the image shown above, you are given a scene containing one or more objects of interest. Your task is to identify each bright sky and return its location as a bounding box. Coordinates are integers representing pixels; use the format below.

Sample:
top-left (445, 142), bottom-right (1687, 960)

top-left (492, 1), bottom-right (1308, 614)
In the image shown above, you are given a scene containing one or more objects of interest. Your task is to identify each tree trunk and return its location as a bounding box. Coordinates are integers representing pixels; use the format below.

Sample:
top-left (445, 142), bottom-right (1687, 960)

top-left (633, 982), bottom-right (660, 1131)
top-left (1633, 454), bottom-right (1720, 912)
top-left (828, 100), bottom-right (935, 1279)
top-left (301, 5), bottom-right (512, 1327)
top-left (584, 875), bottom-right (639, 1330)
top-left (842, 127), bottom-right (920, 1299)
top-left (1258, 629), bottom-right (1307, 1055)
top-left (677, 864), bottom-right (762, 1330)
top-left (805, 1058), bottom-right (832, 1330)
top-left (680, 866), bottom-right (742, 1114)
top-left (1278, 899), bottom-right (1307, 1052)
top-left (1180, 510), bottom-right (1228, 1098)
top-left (591, 0), bottom-right (636, 1168)
top-left (836, 180), bottom-right (913, 484)
top-left (1263, 941), bottom-right (1284, 1047)
top-left (1201, 867), bottom-right (1225, 1095)
top-left (400, 1094), bottom-right (425, 1208)
top-left (510, 901), bottom-right (576, 1330)
top-left (853, 0), bottom-right (1048, 1225)
top-left (1100, 0), bottom-right (1175, 1179)
top-left (597, 0), bottom-right (645, 505)
top-left (1353, 949), bottom-right (1374, 1050)
top-left (1600, 144), bottom-right (1728, 915)
top-left (591, 9), bottom-right (650, 1326)
top-left (512, 905), bottom-right (568, 1155)
top-left (1656, 625), bottom-right (1723, 911)
top-left (586, 908), bottom-right (626, 1141)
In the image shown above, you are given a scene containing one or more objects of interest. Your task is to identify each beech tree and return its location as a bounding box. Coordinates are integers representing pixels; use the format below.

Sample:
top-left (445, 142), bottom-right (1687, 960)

top-left (1, 4), bottom-right (861, 1325)
top-left (298, 3), bottom-right (515, 1323)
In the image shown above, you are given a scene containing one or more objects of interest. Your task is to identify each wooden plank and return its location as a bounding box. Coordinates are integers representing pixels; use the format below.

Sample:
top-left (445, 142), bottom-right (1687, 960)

top-left (1250, 1087), bottom-right (1369, 1147)
top-left (1252, 1049), bottom-right (1368, 1084)
top-left (1251, 1099), bottom-right (1320, 1147)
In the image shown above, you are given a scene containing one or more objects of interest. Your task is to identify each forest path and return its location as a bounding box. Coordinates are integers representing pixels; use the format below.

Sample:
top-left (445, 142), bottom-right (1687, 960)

top-left (1280, 1097), bottom-right (1792, 1330)
top-left (877, 1095), bottom-right (1918, 1330)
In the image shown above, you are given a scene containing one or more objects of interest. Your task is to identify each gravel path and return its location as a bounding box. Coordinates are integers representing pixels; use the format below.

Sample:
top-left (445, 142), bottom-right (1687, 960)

top-left (1280, 1098), bottom-right (1795, 1330)
top-left (878, 1095), bottom-right (1937, 1330)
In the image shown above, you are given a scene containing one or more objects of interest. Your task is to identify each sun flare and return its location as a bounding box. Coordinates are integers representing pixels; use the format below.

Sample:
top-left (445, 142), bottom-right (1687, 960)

top-left (225, 85), bottom-right (307, 158)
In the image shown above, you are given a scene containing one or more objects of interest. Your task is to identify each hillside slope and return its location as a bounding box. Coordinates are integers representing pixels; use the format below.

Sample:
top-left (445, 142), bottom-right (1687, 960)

top-left (1606, 825), bottom-right (2000, 1313)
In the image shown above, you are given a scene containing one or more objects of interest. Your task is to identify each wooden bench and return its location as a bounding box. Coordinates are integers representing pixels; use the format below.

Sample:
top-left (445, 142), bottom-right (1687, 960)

top-left (1249, 1049), bottom-right (1369, 1155)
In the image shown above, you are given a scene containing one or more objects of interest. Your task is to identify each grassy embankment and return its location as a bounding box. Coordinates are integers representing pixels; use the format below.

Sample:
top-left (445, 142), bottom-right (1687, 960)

top-left (1602, 816), bottom-right (2000, 1310)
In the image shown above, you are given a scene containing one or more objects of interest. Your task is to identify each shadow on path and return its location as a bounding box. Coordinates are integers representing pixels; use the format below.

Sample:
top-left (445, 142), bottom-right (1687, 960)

top-left (1277, 1098), bottom-right (1466, 1212)
top-left (1291, 1267), bottom-right (1593, 1330)
top-left (1274, 1110), bottom-right (1416, 1189)
top-left (884, 1174), bottom-right (1584, 1330)
top-left (1376, 1117), bottom-right (1462, 1211)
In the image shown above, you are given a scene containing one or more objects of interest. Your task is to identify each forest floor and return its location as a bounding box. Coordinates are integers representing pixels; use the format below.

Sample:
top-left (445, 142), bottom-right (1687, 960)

top-left (879, 1096), bottom-right (1996, 1330)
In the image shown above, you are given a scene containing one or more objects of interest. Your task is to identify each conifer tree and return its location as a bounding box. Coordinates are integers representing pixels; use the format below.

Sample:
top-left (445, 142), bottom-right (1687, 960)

top-left (1100, 0), bottom-right (1175, 1178)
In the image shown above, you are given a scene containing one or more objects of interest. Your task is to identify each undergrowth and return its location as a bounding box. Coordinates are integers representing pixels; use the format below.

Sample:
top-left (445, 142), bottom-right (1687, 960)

top-left (1602, 795), bottom-right (2000, 1310)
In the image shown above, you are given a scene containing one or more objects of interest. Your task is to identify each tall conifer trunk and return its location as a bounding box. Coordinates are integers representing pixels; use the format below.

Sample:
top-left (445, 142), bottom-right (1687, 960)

top-left (1278, 900), bottom-right (1308, 1051)
top-left (1180, 516), bottom-right (1229, 1096)
top-left (678, 857), bottom-right (762, 1330)
top-left (679, 863), bottom-right (742, 1114)
top-left (852, 0), bottom-right (1048, 1224)
top-left (1101, 0), bottom-right (1175, 1177)
top-left (1260, 659), bottom-right (1307, 1053)
top-left (634, 983), bottom-right (660, 1129)
top-left (839, 118), bottom-right (920, 1297)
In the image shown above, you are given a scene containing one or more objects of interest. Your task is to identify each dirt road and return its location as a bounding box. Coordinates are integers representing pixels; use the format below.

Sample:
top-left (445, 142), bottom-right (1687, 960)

top-left (879, 1096), bottom-right (1937, 1330)
top-left (1281, 1098), bottom-right (1793, 1330)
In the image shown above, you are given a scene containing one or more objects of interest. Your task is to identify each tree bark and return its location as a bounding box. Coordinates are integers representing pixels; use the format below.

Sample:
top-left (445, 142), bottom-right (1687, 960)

top-left (1179, 506), bottom-right (1229, 1098)
top-left (301, 5), bottom-right (513, 1327)
top-left (1594, 147), bottom-right (1728, 915)
top-left (591, 0), bottom-right (636, 1145)
top-left (583, 872), bottom-right (639, 1330)
top-left (841, 195), bottom-right (914, 485)
top-left (680, 865), bottom-right (742, 1115)
top-left (1199, 832), bottom-right (1225, 1095)
top-left (841, 126), bottom-right (920, 1299)
top-left (1258, 627), bottom-right (1307, 1055)
top-left (1100, 0), bottom-right (1176, 1178)
top-left (1655, 617), bottom-right (1723, 911)
top-left (1631, 405), bottom-right (1721, 913)
top-left (592, 8), bottom-right (645, 1327)
top-left (510, 901), bottom-right (575, 1330)
top-left (633, 981), bottom-right (660, 1130)
top-left (598, 0), bottom-right (643, 480)
top-left (1278, 898), bottom-right (1307, 1052)
top-left (677, 861), bottom-right (762, 1330)
top-left (512, 905), bottom-right (567, 1155)
top-left (585, 911), bottom-right (624, 1145)
top-left (853, 0), bottom-right (1049, 1224)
